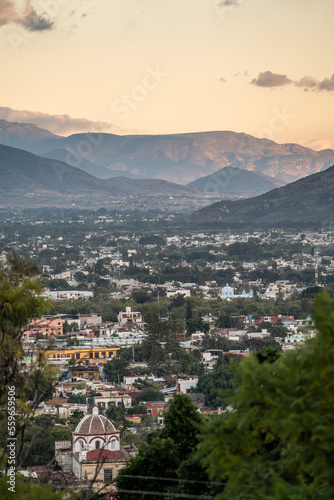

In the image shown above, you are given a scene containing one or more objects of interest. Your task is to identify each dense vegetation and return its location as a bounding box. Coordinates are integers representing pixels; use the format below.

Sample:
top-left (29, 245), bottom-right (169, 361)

top-left (116, 292), bottom-right (334, 499)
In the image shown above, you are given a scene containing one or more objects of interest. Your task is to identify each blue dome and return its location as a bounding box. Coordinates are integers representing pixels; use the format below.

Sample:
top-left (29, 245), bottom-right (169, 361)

top-left (222, 283), bottom-right (234, 293)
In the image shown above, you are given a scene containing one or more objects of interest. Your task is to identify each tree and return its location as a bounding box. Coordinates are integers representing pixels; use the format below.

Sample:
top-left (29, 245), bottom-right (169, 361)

top-left (170, 293), bottom-right (185, 309)
top-left (116, 394), bottom-right (205, 499)
top-left (134, 387), bottom-right (164, 404)
top-left (200, 291), bottom-right (334, 499)
top-left (106, 404), bottom-right (126, 427)
top-left (126, 405), bottom-right (147, 415)
top-left (0, 254), bottom-right (55, 467)
top-left (195, 363), bottom-right (236, 409)
top-left (67, 394), bottom-right (86, 404)
top-left (0, 474), bottom-right (69, 500)
top-left (67, 409), bottom-right (85, 429)
top-left (185, 297), bottom-right (193, 321)
top-left (103, 357), bottom-right (129, 384)
top-left (141, 309), bottom-right (165, 371)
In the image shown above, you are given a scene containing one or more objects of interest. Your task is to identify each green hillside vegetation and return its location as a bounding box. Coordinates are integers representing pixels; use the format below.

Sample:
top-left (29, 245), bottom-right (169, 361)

top-left (183, 165), bottom-right (334, 229)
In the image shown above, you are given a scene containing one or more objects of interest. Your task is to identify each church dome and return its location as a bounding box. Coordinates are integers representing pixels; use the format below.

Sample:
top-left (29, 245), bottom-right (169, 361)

top-left (222, 283), bottom-right (234, 293)
top-left (222, 284), bottom-right (233, 291)
top-left (73, 407), bottom-right (120, 453)
top-left (74, 407), bottom-right (116, 435)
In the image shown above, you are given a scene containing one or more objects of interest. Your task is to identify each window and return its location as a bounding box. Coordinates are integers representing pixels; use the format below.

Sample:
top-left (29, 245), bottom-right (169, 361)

top-left (95, 352), bottom-right (99, 358)
top-left (111, 438), bottom-right (117, 450)
top-left (89, 353), bottom-right (93, 358)
top-left (76, 353), bottom-right (80, 359)
top-left (95, 440), bottom-right (100, 449)
top-left (104, 469), bottom-right (113, 483)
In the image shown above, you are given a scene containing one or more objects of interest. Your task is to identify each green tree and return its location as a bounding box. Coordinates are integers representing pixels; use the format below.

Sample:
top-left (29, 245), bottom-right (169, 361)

top-left (142, 309), bottom-right (165, 371)
top-left (20, 415), bottom-right (72, 468)
top-left (103, 357), bottom-right (129, 384)
top-left (0, 254), bottom-right (55, 467)
top-left (201, 291), bottom-right (334, 499)
top-left (134, 387), bottom-right (164, 404)
top-left (0, 475), bottom-right (70, 500)
top-left (106, 404), bottom-right (126, 427)
top-left (116, 394), bottom-right (204, 499)
top-left (196, 363), bottom-right (236, 409)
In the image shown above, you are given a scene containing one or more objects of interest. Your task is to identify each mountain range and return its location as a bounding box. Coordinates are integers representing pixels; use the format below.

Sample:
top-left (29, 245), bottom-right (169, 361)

top-left (0, 143), bottom-right (288, 203)
top-left (183, 165), bottom-right (334, 229)
top-left (1, 119), bottom-right (334, 226)
top-left (188, 166), bottom-right (285, 193)
top-left (0, 144), bottom-right (194, 202)
top-left (1, 119), bottom-right (334, 185)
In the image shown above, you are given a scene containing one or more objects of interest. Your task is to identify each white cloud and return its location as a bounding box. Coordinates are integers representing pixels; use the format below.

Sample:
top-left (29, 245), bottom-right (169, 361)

top-left (0, 107), bottom-right (137, 136)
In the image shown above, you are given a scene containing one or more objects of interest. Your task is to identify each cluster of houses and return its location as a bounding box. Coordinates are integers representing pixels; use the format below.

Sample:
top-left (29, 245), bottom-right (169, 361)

top-left (18, 301), bottom-right (317, 496)
top-left (24, 364), bottom-right (200, 496)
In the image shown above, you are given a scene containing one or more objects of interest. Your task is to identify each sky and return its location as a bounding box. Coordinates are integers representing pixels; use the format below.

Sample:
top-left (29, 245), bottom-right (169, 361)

top-left (0, 0), bottom-right (333, 149)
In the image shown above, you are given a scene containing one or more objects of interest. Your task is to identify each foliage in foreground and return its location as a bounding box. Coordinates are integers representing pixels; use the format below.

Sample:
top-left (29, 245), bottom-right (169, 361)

top-left (0, 254), bottom-right (57, 467)
top-left (200, 291), bottom-right (334, 499)
top-left (116, 393), bottom-right (223, 499)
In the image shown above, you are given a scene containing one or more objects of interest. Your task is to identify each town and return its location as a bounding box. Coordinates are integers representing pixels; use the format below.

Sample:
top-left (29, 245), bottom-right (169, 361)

top-left (1, 207), bottom-right (333, 496)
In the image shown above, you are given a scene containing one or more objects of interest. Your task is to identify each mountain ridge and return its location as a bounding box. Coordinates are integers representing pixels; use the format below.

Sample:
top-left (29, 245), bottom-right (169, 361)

top-left (183, 165), bottom-right (334, 229)
top-left (1, 120), bottom-right (333, 185)
top-left (187, 166), bottom-right (286, 194)
top-left (0, 144), bottom-right (194, 199)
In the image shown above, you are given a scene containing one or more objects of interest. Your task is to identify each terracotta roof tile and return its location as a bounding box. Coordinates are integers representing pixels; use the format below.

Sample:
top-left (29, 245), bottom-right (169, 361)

top-left (84, 449), bottom-right (128, 462)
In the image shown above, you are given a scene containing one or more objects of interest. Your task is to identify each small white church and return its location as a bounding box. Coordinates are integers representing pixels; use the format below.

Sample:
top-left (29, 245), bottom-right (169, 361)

top-left (54, 407), bottom-right (137, 494)
top-left (220, 283), bottom-right (254, 301)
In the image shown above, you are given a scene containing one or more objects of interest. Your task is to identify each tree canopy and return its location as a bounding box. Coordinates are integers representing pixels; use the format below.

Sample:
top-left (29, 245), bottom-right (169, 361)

top-left (200, 291), bottom-right (334, 499)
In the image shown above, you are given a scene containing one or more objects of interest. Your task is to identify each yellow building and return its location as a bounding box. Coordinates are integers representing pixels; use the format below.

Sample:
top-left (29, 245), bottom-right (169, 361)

top-left (45, 347), bottom-right (120, 365)
top-left (70, 365), bottom-right (100, 380)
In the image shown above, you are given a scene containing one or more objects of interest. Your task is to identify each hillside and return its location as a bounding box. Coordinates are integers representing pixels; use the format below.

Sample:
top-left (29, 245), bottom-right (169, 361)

top-left (0, 119), bottom-right (60, 152)
top-left (1, 120), bottom-right (334, 184)
top-left (0, 145), bottom-right (194, 204)
top-left (187, 166), bottom-right (285, 194)
top-left (41, 148), bottom-right (113, 179)
top-left (183, 165), bottom-right (334, 229)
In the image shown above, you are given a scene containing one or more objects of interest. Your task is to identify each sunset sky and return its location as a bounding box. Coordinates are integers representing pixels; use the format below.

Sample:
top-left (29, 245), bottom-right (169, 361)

top-left (0, 0), bottom-right (333, 149)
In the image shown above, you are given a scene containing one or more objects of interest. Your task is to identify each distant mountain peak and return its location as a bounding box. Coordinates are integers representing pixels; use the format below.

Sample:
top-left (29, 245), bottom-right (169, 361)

top-left (0, 119), bottom-right (60, 139)
top-left (183, 164), bottom-right (334, 229)
top-left (1, 119), bottom-right (334, 185)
